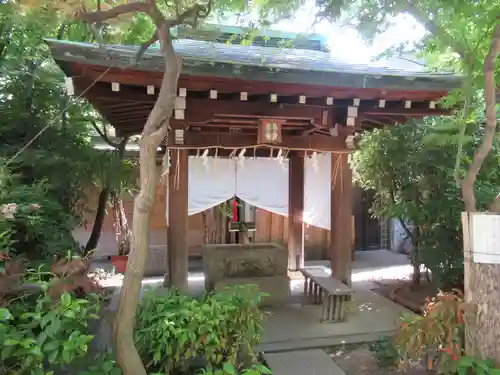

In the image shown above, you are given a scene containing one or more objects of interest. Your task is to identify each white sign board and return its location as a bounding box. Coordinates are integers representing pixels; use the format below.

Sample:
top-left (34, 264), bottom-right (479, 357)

top-left (471, 213), bottom-right (500, 264)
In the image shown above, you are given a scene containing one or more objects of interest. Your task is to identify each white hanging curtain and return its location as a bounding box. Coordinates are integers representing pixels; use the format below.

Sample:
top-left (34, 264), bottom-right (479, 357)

top-left (188, 157), bottom-right (236, 216)
top-left (304, 153), bottom-right (331, 230)
top-left (235, 157), bottom-right (289, 216)
top-left (182, 154), bottom-right (332, 230)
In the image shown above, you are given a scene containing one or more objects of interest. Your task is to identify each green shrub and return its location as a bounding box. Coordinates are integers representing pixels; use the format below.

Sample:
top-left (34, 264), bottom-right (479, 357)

top-left (369, 337), bottom-right (401, 368)
top-left (77, 353), bottom-right (123, 375)
top-left (135, 285), bottom-right (267, 375)
top-left (455, 356), bottom-right (500, 375)
top-left (0, 291), bottom-right (101, 375)
top-left (198, 362), bottom-right (272, 375)
top-left (0, 170), bottom-right (81, 261)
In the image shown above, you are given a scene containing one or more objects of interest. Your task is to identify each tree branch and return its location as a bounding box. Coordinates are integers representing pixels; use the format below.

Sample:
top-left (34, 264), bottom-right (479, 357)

top-left (142, 25), bottom-right (181, 138)
top-left (461, 24), bottom-right (500, 212)
top-left (164, 0), bottom-right (213, 28)
top-left (0, 20), bottom-right (12, 63)
top-left (405, 2), bottom-right (470, 62)
top-left (118, 137), bottom-right (130, 159)
top-left (91, 120), bottom-right (119, 148)
top-left (75, 2), bottom-right (151, 24)
top-left (397, 216), bottom-right (414, 244)
top-left (134, 32), bottom-right (158, 65)
top-left (57, 23), bottom-right (68, 40)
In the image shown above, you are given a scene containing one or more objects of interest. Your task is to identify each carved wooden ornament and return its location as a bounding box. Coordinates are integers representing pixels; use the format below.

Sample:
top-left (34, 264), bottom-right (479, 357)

top-left (258, 118), bottom-right (283, 144)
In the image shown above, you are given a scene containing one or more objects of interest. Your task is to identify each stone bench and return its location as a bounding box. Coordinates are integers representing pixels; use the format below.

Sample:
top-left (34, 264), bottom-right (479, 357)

top-left (300, 268), bottom-right (353, 323)
top-left (263, 349), bottom-right (345, 375)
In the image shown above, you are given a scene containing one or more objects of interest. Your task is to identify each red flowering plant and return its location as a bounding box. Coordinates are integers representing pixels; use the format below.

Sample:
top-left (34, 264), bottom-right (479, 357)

top-left (394, 290), bottom-right (466, 374)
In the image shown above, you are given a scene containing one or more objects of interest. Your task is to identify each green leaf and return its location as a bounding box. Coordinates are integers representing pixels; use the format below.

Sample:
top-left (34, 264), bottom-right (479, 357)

top-left (255, 364), bottom-right (273, 374)
top-left (0, 308), bottom-right (12, 321)
top-left (63, 309), bottom-right (76, 319)
top-left (5, 338), bottom-right (19, 346)
top-left (43, 340), bottom-right (60, 352)
top-left (62, 349), bottom-right (72, 364)
top-left (153, 348), bottom-right (162, 362)
top-left (60, 292), bottom-right (72, 308)
top-left (243, 370), bottom-right (261, 375)
top-left (47, 349), bottom-right (59, 364)
top-left (1, 345), bottom-right (14, 360)
top-left (28, 346), bottom-right (42, 357)
top-left (223, 362), bottom-right (237, 375)
top-left (45, 319), bottom-right (61, 337)
top-left (458, 356), bottom-right (474, 368)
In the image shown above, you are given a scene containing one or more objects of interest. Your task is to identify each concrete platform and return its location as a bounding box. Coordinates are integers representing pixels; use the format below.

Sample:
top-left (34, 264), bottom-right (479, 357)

top-left (263, 349), bottom-right (345, 375)
top-left (260, 289), bottom-right (412, 352)
top-left (94, 250), bottom-right (414, 352)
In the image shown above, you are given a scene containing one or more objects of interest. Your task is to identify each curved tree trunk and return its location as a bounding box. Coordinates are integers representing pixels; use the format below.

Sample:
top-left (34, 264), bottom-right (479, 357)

top-left (75, 3), bottom-right (213, 374)
top-left (112, 21), bottom-right (182, 375)
top-left (85, 187), bottom-right (109, 255)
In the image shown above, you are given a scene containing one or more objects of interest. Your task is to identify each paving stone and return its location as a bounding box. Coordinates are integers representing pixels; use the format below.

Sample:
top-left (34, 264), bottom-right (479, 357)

top-left (263, 349), bottom-right (346, 375)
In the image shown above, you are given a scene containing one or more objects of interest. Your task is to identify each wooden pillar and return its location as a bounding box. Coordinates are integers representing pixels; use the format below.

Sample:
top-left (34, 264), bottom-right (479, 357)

top-left (288, 151), bottom-right (304, 271)
top-left (330, 153), bottom-right (353, 284)
top-left (165, 149), bottom-right (189, 291)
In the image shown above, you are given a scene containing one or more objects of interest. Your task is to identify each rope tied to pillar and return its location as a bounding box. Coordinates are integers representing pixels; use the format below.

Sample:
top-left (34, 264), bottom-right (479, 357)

top-left (331, 154), bottom-right (342, 191)
top-left (174, 149), bottom-right (181, 190)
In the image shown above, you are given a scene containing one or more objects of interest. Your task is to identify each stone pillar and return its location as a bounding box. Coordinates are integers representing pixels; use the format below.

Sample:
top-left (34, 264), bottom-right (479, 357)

top-left (165, 149), bottom-right (189, 291)
top-left (330, 153), bottom-right (353, 284)
top-left (288, 151), bottom-right (304, 271)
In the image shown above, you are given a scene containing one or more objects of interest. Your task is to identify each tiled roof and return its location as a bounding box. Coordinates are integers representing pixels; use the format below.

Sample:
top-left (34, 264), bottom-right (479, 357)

top-left (47, 38), bottom-right (460, 80)
top-left (46, 38), bottom-right (463, 91)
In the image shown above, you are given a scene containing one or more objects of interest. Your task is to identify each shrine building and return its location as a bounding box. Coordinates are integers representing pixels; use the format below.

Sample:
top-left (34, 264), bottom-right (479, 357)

top-left (46, 24), bottom-right (460, 286)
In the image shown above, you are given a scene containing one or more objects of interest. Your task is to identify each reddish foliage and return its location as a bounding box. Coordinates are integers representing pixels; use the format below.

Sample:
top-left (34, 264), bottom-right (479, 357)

top-left (51, 258), bottom-right (88, 278)
top-left (0, 256), bottom-right (102, 303)
top-left (47, 258), bottom-right (102, 301)
top-left (0, 252), bottom-right (11, 261)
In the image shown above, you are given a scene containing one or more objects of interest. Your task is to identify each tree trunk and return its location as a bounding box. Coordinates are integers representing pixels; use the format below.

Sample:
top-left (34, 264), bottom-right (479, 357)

top-left (74, 3), bottom-right (212, 374)
top-left (411, 227), bottom-right (421, 288)
top-left (85, 187), bottom-right (109, 255)
top-left (396, 217), bottom-right (420, 286)
top-left (111, 192), bottom-right (131, 256)
top-left (113, 19), bottom-right (181, 374)
top-left (462, 25), bottom-right (500, 363)
top-left (114, 139), bottom-right (159, 375)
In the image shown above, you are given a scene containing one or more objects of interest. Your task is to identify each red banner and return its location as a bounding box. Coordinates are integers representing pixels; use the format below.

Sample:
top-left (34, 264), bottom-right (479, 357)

top-left (232, 198), bottom-right (238, 222)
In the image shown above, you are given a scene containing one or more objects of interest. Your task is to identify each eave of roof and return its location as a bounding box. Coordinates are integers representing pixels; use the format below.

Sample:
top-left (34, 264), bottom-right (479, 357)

top-left (45, 38), bottom-right (462, 92)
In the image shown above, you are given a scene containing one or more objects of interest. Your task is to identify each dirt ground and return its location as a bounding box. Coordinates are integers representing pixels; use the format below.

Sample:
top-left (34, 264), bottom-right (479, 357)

top-left (370, 279), bottom-right (437, 311)
top-left (330, 346), bottom-right (428, 375)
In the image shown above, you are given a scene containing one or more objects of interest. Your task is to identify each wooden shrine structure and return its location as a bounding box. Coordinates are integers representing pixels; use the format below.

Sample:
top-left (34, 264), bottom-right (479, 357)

top-left (46, 25), bottom-right (460, 287)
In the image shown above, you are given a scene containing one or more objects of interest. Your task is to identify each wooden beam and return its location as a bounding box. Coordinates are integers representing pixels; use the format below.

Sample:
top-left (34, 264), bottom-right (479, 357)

top-left (288, 152), bottom-right (304, 270)
top-left (361, 107), bottom-right (449, 116)
top-left (81, 80), bottom-right (448, 119)
top-left (165, 149), bottom-right (189, 291)
top-left (69, 62), bottom-right (450, 101)
top-left (76, 78), bottom-right (449, 137)
top-left (166, 131), bottom-right (349, 152)
top-left (330, 153), bottom-right (353, 285)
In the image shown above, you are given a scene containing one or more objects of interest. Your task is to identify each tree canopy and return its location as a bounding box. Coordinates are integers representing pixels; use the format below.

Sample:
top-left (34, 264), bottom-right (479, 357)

top-left (353, 117), bottom-right (500, 289)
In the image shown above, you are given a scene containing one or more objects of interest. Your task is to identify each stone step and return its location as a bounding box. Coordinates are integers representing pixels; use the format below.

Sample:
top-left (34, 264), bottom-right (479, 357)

top-left (263, 349), bottom-right (345, 375)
